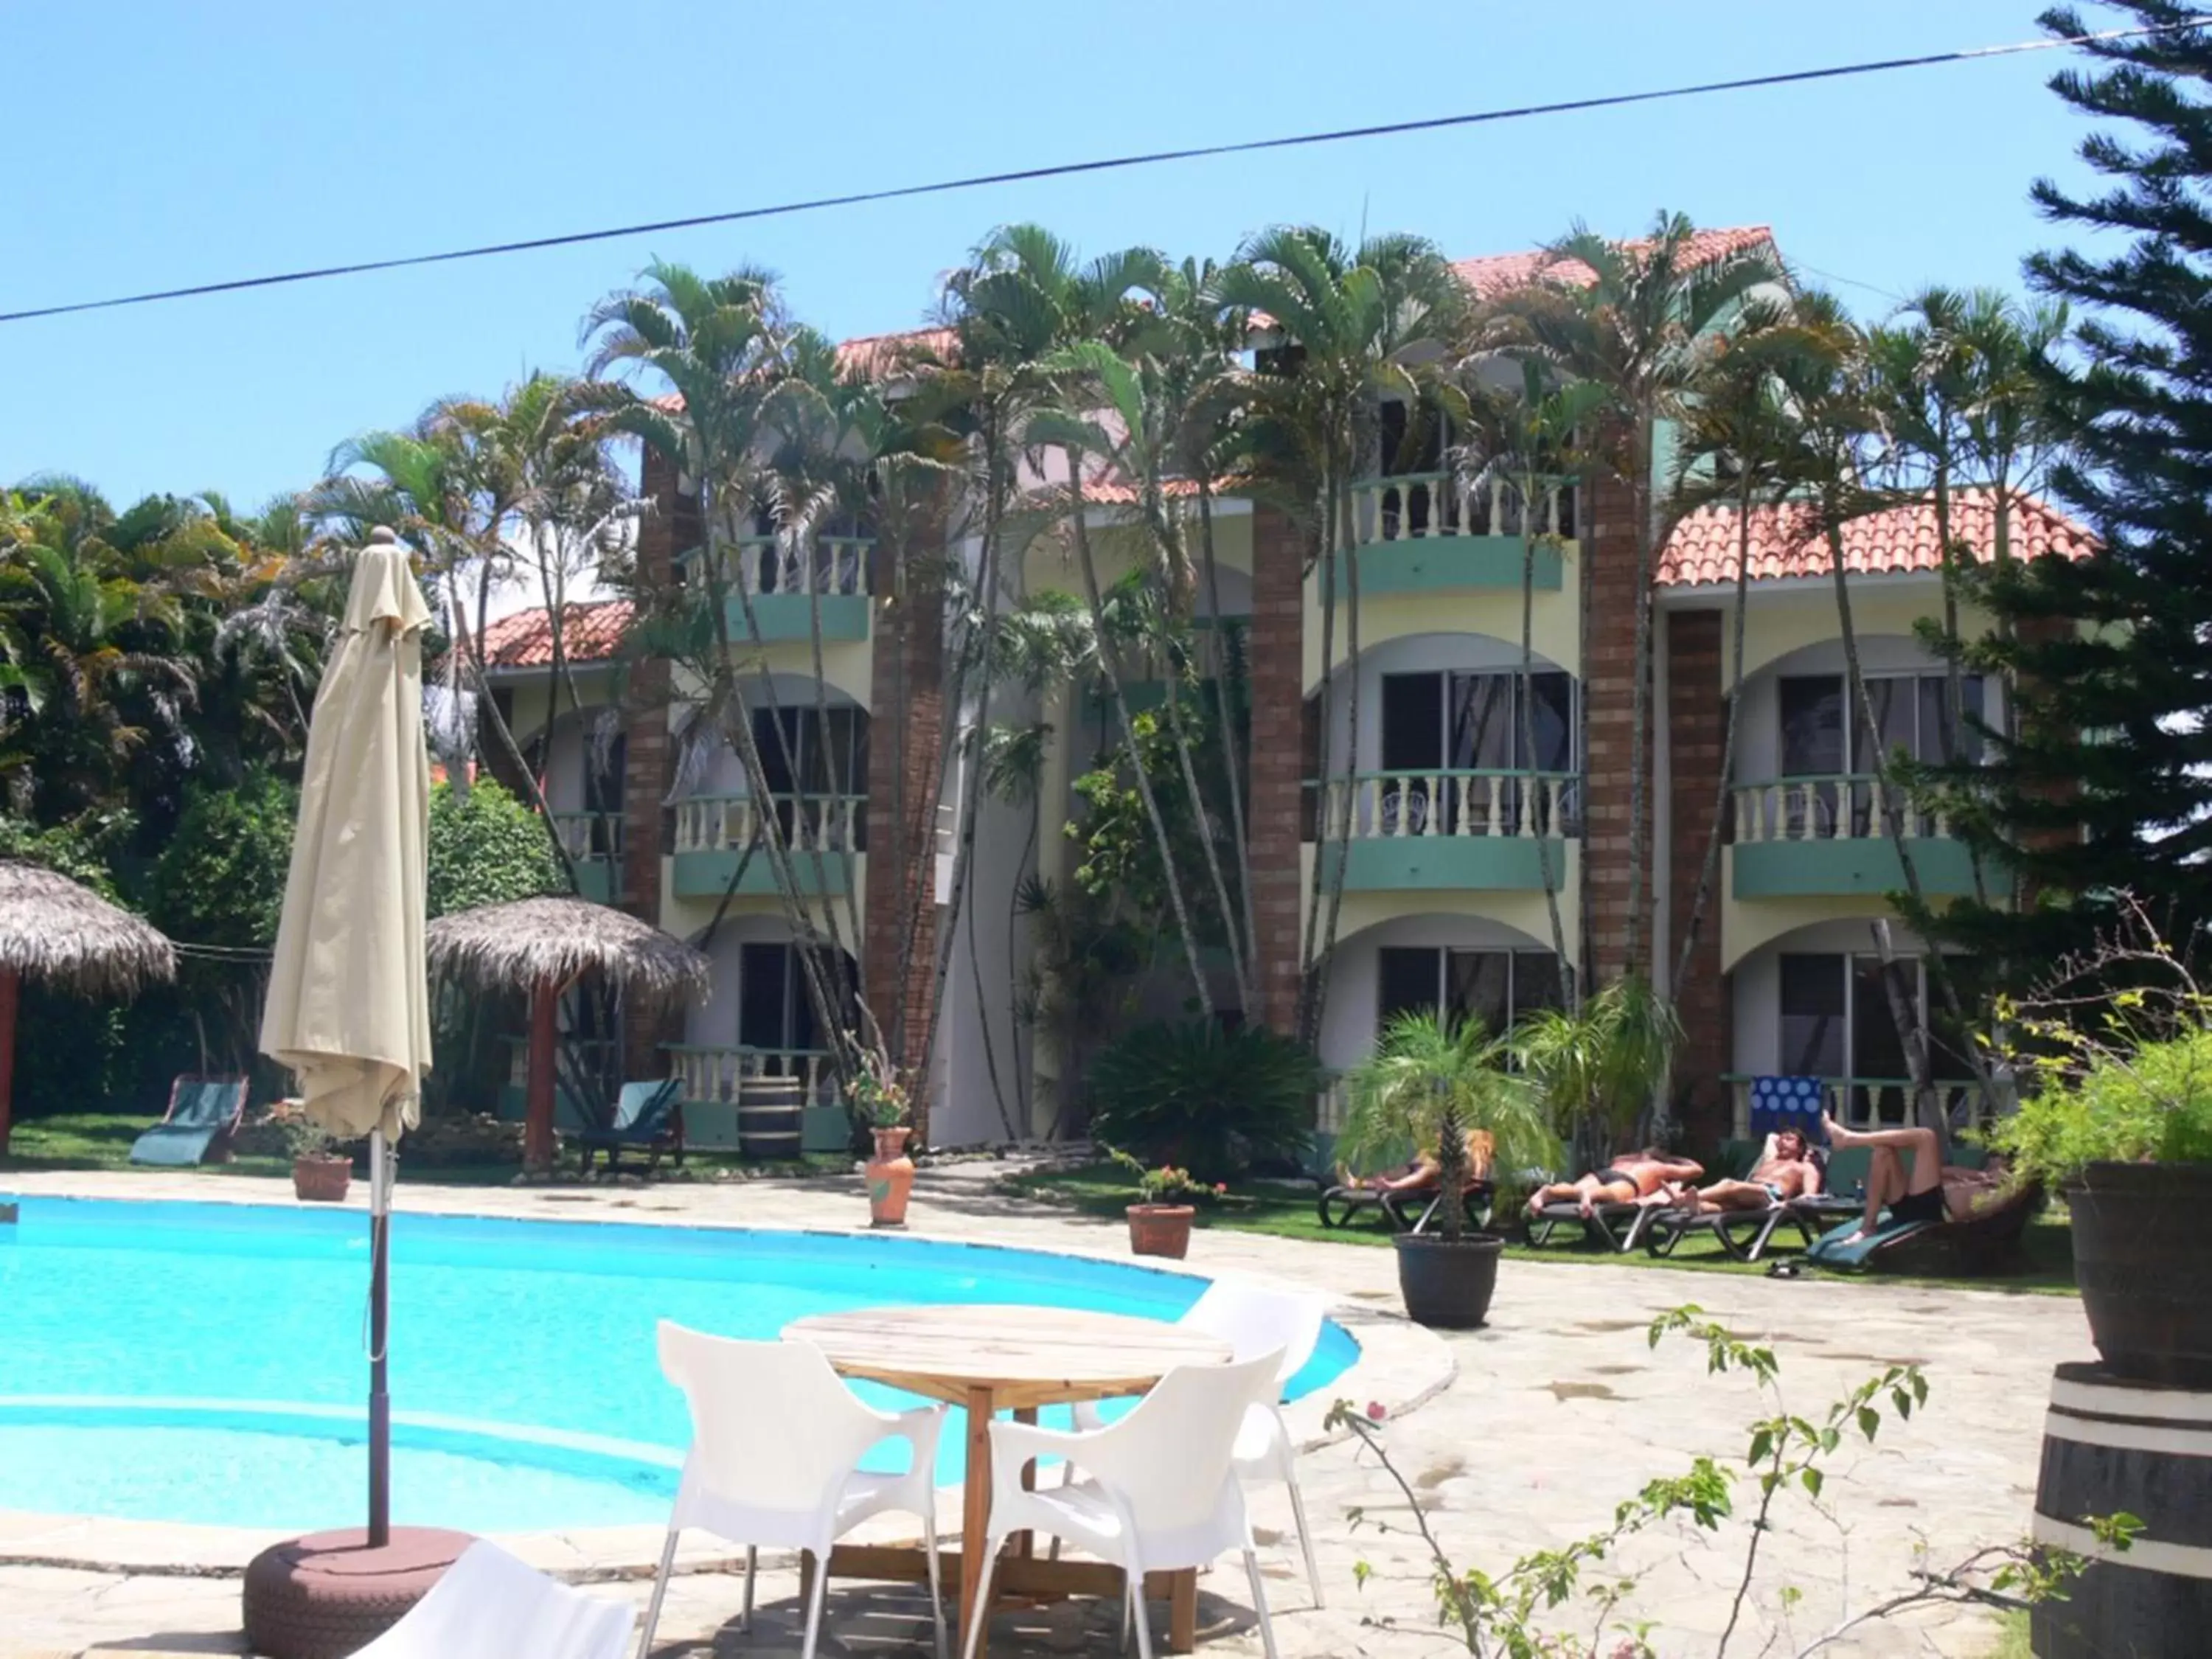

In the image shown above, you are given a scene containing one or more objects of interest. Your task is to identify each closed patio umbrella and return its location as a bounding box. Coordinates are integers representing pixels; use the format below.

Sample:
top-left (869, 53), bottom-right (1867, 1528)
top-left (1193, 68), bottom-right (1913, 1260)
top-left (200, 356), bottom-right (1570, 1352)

top-left (258, 524), bottom-right (433, 1552)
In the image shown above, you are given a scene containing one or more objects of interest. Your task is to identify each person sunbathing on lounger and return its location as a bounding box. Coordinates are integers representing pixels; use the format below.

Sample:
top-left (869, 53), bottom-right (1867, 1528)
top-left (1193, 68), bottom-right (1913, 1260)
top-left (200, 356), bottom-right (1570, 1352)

top-left (1340, 1130), bottom-right (1495, 1196)
top-left (1524, 1147), bottom-right (1705, 1219)
top-left (1638, 1130), bottom-right (1825, 1214)
top-left (1820, 1114), bottom-right (2004, 1244)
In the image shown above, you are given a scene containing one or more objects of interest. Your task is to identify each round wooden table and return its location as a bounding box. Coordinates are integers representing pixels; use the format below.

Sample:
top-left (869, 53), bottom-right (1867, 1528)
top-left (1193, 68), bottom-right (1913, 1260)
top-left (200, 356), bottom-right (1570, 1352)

top-left (785, 1303), bottom-right (1233, 1657)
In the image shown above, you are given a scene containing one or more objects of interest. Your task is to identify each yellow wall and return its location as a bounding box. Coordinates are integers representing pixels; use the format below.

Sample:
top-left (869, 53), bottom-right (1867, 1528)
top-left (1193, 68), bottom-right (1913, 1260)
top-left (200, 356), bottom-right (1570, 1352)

top-left (1297, 843), bottom-right (1583, 965)
top-left (1302, 539), bottom-right (1581, 692)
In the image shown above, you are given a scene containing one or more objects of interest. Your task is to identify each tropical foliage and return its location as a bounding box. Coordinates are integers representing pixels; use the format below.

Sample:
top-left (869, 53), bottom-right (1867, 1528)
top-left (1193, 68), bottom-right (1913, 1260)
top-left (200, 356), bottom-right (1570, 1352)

top-left (1336, 1010), bottom-right (1560, 1197)
top-left (1085, 1020), bottom-right (1315, 1180)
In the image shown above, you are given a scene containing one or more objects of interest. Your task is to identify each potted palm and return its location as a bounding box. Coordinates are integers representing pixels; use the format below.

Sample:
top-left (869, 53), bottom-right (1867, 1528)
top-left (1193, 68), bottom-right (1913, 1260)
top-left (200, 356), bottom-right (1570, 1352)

top-left (1340, 1012), bottom-right (1559, 1329)
top-left (852, 1050), bottom-right (917, 1229)
top-left (1105, 1144), bottom-right (1220, 1259)
top-left (288, 1119), bottom-right (352, 1204)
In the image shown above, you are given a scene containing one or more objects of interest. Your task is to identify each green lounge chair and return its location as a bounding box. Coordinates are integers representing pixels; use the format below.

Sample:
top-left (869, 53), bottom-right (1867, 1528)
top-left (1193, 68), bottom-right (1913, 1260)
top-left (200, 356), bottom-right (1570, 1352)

top-left (575, 1079), bottom-right (684, 1175)
top-left (129, 1076), bottom-right (248, 1166)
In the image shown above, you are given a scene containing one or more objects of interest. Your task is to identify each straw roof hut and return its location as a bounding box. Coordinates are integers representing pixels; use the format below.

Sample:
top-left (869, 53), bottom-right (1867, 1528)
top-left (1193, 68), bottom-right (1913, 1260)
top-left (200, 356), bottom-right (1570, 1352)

top-left (0, 859), bottom-right (177, 1154)
top-left (425, 897), bottom-right (709, 1169)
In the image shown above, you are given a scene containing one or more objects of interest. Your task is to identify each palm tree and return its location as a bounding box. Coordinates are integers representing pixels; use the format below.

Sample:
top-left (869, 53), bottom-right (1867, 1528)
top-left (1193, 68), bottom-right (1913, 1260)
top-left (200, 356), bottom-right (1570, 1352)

top-left (1480, 215), bottom-right (1783, 985)
top-left (1510, 976), bottom-right (1681, 1174)
top-left (585, 262), bottom-right (877, 1092)
top-left (0, 483), bottom-right (196, 823)
top-left (1215, 227), bottom-right (1467, 1046)
top-left (1449, 357), bottom-right (1607, 1008)
top-left (1663, 294), bottom-right (1805, 1001)
top-left (1338, 1010), bottom-right (1559, 1234)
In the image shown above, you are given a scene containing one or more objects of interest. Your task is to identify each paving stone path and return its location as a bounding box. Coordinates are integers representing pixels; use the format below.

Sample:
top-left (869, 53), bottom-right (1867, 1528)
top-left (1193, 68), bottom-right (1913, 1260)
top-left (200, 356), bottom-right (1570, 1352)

top-left (0, 1162), bottom-right (2086, 1657)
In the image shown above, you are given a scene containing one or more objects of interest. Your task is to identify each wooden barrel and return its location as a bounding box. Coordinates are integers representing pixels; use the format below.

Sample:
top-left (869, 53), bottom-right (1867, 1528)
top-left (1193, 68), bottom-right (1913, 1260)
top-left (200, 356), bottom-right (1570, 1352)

top-left (2031, 1361), bottom-right (2212, 1656)
top-left (737, 1074), bottom-right (804, 1161)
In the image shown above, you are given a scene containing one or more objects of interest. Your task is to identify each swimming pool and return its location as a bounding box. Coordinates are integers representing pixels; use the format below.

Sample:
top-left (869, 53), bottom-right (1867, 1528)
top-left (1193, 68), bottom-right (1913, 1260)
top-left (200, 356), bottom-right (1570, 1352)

top-left (0, 1196), bottom-right (1356, 1534)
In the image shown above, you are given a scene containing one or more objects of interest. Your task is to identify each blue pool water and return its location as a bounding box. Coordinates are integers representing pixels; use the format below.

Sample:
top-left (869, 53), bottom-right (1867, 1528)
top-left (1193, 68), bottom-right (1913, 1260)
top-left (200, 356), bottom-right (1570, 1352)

top-left (0, 1197), bottom-right (1356, 1532)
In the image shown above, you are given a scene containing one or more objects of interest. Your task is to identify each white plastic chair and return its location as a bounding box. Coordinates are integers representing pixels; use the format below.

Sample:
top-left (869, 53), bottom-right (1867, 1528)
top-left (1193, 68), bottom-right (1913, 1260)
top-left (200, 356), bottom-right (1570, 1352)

top-left (352, 1539), bottom-right (634, 1659)
top-left (1071, 1282), bottom-right (1329, 1608)
top-left (965, 1349), bottom-right (1284, 1659)
top-left (639, 1322), bottom-right (949, 1659)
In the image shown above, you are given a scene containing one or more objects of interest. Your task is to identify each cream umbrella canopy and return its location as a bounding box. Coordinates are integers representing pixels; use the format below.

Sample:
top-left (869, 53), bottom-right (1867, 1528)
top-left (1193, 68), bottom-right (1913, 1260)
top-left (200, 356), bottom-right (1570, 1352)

top-left (258, 524), bottom-right (432, 1551)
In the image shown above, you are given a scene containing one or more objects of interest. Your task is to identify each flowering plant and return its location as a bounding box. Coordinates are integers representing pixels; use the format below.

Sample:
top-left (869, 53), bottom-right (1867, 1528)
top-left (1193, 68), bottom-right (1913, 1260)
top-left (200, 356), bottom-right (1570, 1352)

top-left (1104, 1143), bottom-right (1223, 1206)
top-left (849, 1041), bottom-right (911, 1130)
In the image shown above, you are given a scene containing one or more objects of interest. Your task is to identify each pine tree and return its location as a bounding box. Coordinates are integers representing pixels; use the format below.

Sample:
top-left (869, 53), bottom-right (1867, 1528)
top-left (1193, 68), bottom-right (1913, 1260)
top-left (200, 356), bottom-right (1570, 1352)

top-left (1919, 4), bottom-right (2212, 981)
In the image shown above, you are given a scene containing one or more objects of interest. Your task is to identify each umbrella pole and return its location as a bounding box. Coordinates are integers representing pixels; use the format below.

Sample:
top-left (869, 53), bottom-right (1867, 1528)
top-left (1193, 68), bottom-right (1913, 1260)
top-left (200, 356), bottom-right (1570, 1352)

top-left (369, 1127), bottom-right (391, 1548)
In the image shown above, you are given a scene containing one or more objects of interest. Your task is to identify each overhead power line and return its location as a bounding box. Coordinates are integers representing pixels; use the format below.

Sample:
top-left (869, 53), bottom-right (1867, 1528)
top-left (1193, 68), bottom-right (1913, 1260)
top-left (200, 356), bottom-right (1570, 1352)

top-left (2, 18), bottom-right (2202, 327)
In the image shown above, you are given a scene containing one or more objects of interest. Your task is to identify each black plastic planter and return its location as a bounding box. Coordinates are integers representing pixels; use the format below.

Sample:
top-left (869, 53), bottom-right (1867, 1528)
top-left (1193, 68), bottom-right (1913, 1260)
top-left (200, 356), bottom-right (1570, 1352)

top-left (1392, 1232), bottom-right (1503, 1329)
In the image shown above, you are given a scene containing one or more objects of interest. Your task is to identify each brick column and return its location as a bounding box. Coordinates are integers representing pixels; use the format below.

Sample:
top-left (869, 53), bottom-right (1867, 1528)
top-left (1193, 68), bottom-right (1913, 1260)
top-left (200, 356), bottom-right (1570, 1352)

top-left (863, 537), bottom-right (945, 1110)
top-left (622, 448), bottom-right (686, 1077)
top-left (1666, 608), bottom-right (1731, 1152)
top-left (1581, 463), bottom-right (1654, 989)
top-left (1248, 506), bottom-right (1307, 1036)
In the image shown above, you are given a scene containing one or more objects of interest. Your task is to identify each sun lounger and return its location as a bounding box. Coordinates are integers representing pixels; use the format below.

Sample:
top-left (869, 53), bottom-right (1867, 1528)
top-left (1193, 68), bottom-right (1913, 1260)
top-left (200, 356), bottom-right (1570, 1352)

top-left (574, 1079), bottom-right (683, 1175)
top-left (1804, 1211), bottom-right (1936, 1269)
top-left (128, 1076), bottom-right (247, 1166)
top-left (1316, 1176), bottom-right (1491, 1233)
top-left (1526, 1199), bottom-right (1655, 1252)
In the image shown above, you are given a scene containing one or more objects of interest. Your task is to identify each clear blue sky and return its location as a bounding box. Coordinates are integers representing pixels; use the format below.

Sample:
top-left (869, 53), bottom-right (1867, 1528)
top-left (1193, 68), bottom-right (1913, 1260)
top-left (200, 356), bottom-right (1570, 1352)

top-left (1, 0), bottom-right (2106, 510)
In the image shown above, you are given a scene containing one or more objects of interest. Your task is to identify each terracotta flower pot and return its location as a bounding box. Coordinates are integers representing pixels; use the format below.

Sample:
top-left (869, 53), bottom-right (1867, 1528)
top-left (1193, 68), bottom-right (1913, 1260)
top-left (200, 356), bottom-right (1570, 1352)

top-left (292, 1153), bottom-right (352, 1204)
top-left (866, 1126), bottom-right (916, 1228)
top-left (1127, 1203), bottom-right (1196, 1259)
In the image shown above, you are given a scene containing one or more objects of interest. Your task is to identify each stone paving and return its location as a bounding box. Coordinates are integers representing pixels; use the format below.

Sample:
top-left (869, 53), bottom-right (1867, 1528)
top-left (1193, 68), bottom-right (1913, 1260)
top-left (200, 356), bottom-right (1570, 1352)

top-left (0, 1161), bottom-right (2087, 1658)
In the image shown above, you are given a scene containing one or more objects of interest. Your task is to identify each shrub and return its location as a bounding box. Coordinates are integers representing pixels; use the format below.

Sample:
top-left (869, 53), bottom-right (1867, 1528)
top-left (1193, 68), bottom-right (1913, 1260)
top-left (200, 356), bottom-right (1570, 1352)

top-left (1085, 1020), bottom-right (1315, 1181)
top-left (426, 779), bottom-right (560, 919)
top-left (1989, 1026), bottom-right (2212, 1186)
top-left (1338, 1011), bottom-right (1560, 1208)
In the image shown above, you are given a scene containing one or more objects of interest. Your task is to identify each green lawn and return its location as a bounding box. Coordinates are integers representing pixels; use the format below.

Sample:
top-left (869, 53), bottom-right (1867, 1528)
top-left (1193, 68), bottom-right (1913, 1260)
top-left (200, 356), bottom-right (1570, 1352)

top-left (1001, 1161), bottom-right (2081, 1294)
top-left (0, 1110), bottom-right (838, 1186)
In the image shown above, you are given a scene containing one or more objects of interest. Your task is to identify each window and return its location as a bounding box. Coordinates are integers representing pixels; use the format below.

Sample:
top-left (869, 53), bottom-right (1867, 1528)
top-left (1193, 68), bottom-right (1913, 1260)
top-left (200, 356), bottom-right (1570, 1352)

top-left (1776, 950), bottom-right (1975, 1124)
top-left (1778, 672), bottom-right (1985, 774)
top-left (1380, 669), bottom-right (1577, 832)
top-left (748, 707), bottom-right (868, 851)
top-left (737, 943), bottom-right (855, 1055)
top-left (1377, 946), bottom-right (1565, 1038)
top-left (1776, 672), bottom-right (1983, 835)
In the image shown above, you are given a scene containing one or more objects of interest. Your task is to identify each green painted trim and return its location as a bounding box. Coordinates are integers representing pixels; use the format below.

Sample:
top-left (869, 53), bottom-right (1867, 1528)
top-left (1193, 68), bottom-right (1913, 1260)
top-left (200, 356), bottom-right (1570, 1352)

top-left (672, 848), bottom-right (853, 899)
top-left (571, 858), bottom-right (619, 905)
top-left (723, 593), bottom-right (871, 643)
top-left (1732, 838), bottom-right (1983, 899)
top-left (658, 1099), bottom-right (850, 1155)
top-left (1333, 536), bottom-right (1562, 597)
top-left (1320, 835), bottom-right (1571, 892)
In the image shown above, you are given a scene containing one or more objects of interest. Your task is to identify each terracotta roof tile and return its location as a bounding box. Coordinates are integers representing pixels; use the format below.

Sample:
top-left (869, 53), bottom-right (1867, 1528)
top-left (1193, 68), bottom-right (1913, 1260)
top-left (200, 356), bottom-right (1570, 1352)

top-left (1656, 490), bottom-right (2093, 589)
top-left (476, 599), bottom-right (634, 669)
top-left (1453, 225), bottom-right (1777, 299)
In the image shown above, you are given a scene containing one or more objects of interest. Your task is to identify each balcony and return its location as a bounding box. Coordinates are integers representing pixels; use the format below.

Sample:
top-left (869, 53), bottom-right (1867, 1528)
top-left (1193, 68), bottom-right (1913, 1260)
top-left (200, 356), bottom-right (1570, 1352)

top-left (669, 793), bottom-right (863, 900)
top-left (1722, 1074), bottom-right (1995, 1140)
top-left (549, 810), bottom-right (623, 904)
top-left (1309, 768), bottom-right (1577, 891)
top-left (675, 535), bottom-right (872, 644)
top-left (661, 1043), bottom-right (852, 1154)
top-left (1730, 776), bottom-right (1981, 900)
top-left (1331, 473), bottom-right (1571, 597)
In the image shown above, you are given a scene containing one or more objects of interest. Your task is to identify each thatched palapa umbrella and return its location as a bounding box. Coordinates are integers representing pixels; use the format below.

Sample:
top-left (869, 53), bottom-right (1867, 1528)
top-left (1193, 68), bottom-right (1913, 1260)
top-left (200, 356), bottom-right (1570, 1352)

top-left (0, 860), bottom-right (175, 1156)
top-left (425, 895), bottom-right (709, 1170)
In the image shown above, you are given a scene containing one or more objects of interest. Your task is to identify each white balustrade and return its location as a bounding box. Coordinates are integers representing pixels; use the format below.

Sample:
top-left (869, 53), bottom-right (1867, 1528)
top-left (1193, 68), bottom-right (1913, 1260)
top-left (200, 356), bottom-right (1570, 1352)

top-left (550, 811), bottom-right (623, 862)
top-left (665, 1045), bottom-right (841, 1110)
top-left (1315, 771), bottom-right (1576, 842)
top-left (1351, 474), bottom-right (1574, 546)
top-left (1731, 776), bottom-right (1956, 845)
top-left (672, 793), bottom-right (864, 856)
top-left (681, 535), bottom-right (872, 599)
